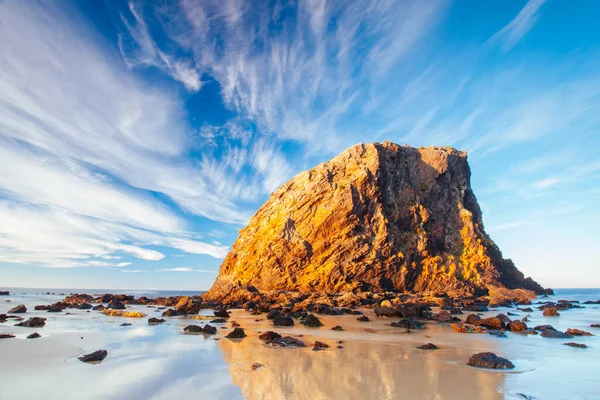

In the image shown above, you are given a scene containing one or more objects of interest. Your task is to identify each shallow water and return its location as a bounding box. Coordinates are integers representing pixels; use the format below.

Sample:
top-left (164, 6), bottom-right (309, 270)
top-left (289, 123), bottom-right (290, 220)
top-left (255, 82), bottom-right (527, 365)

top-left (0, 289), bottom-right (599, 399)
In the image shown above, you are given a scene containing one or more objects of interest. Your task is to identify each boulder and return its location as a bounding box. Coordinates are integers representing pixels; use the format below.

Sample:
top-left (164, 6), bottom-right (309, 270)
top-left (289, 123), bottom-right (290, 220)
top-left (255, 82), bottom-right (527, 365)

top-left (302, 314), bottom-right (323, 327)
top-left (259, 331), bottom-right (282, 341)
top-left (78, 350), bottom-right (108, 363)
top-left (148, 318), bottom-right (165, 325)
top-left (565, 328), bottom-right (593, 336)
top-left (183, 325), bottom-right (203, 333)
top-left (210, 318), bottom-right (227, 323)
top-left (225, 327), bottom-right (246, 339)
top-left (465, 314), bottom-right (481, 324)
top-left (107, 299), bottom-right (126, 310)
top-left (356, 316), bottom-right (370, 322)
top-left (273, 316), bottom-right (294, 327)
top-left (417, 343), bottom-right (438, 350)
top-left (203, 324), bottom-right (217, 335)
top-left (0, 333), bottom-right (15, 339)
top-left (543, 307), bottom-right (559, 317)
top-left (312, 341), bottom-right (329, 351)
top-left (473, 317), bottom-right (505, 330)
top-left (8, 304), bottom-right (26, 313)
top-left (540, 329), bottom-right (572, 339)
top-left (15, 317), bottom-right (46, 328)
top-left (507, 320), bottom-right (528, 332)
top-left (563, 342), bottom-right (587, 348)
top-left (174, 296), bottom-right (202, 315)
top-left (92, 305), bottom-right (105, 311)
top-left (162, 308), bottom-right (179, 317)
top-left (391, 318), bottom-right (423, 329)
top-left (26, 332), bottom-right (41, 339)
top-left (77, 303), bottom-right (93, 310)
top-left (467, 352), bottom-right (515, 369)
top-left (268, 336), bottom-right (306, 347)
top-left (213, 309), bottom-right (230, 318)
top-left (331, 325), bottom-right (344, 331)
top-left (451, 324), bottom-right (486, 334)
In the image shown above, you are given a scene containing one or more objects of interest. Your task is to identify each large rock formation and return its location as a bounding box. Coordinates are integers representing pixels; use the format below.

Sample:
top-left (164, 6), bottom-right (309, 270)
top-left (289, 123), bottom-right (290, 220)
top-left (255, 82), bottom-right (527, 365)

top-left (205, 142), bottom-right (544, 301)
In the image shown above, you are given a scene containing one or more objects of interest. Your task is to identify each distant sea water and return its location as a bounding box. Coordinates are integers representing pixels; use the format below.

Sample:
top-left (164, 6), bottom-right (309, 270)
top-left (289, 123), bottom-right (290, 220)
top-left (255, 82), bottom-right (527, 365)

top-left (1, 287), bottom-right (598, 301)
top-left (0, 287), bottom-right (205, 298)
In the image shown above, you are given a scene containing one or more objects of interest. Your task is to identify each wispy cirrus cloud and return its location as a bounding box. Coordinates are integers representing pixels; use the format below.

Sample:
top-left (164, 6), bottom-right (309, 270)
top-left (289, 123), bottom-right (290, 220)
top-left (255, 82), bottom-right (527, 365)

top-left (488, 0), bottom-right (547, 51)
top-left (158, 267), bottom-right (218, 274)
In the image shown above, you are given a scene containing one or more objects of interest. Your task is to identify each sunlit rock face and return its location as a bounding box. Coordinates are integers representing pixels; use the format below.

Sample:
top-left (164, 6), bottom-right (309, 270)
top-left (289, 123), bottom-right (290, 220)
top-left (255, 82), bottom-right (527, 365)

top-left (205, 142), bottom-right (543, 300)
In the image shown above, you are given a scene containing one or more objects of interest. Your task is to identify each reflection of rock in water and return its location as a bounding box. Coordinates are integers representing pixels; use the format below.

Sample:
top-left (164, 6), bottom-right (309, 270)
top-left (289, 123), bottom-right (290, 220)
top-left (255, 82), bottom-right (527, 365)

top-left (218, 338), bottom-right (504, 400)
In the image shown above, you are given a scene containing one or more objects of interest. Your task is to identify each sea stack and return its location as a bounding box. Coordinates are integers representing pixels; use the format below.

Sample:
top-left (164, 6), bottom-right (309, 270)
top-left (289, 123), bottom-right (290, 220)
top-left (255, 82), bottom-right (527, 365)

top-left (204, 142), bottom-right (544, 302)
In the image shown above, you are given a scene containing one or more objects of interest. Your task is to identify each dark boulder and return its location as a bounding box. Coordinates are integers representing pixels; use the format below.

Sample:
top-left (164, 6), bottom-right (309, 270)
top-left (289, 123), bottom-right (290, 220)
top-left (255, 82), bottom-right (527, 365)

top-left (313, 341), bottom-right (329, 351)
top-left (47, 303), bottom-right (64, 312)
top-left (226, 327), bottom-right (246, 339)
top-left (8, 304), bottom-right (26, 313)
top-left (162, 308), bottom-right (179, 317)
top-left (210, 318), bottom-right (227, 323)
top-left (120, 323), bottom-right (132, 326)
top-left (467, 352), bottom-right (515, 369)
top-left (357, 316), bottom-right (370, 322)
top-left (0, 291), bottom-right (9, 295)
top-left (496, 314), bottom-right (511, 324)
top-left (259, 331), bottom-right (282, 341)
top-left (391, 318), bottom-right (423, 329)
top-left (92, 305), bottom-right (105, 311)
top-left (26, 332), bottom-right (41, 339)
top-left (78, 350), bottom-right (108, 363)
top-left (203, 324), bottom-right (217, 335)
top-left (268, 336), bottom-right (306, 347)
top-left (15, 317), bottom-right (46, 328)
top-left (331, 325), bottom-right (344, 331)
top-left (540, 329), bottom-right (572, 338)
top-left (107, 299), bottom-right (126, 310)
top-left (303, 314), bottom-right (323, 327)
top-left (374, 306), bottom-right (399, 318)
top-left (563, 342), bottom-right (587, 348)
top-left (267, 309), bottom-right (282, 320)
top-left (417, 343), bottom-right (438, 350)
top-left (148, 318), bottom-right (165, 325)
top-left (77, 303), bottom-right (93, 310)
top-left (0, 333), bottom-right (15, 339)
top-left (214, 309), bottom-right (230, 318)
top-left (183, 325), bottom-right (203, 333)
top-left (273, 316), bottom-right (294, 327)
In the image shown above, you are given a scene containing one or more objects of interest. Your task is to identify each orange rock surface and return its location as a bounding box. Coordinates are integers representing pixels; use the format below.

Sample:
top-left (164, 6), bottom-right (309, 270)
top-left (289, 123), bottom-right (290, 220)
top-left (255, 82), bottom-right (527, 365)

top-left (204, 142), bottom-right (543, 301)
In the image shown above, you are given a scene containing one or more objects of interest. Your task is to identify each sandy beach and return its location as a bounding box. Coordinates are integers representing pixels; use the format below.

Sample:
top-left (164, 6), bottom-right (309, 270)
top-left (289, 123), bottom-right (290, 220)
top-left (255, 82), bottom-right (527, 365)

top-left (1, 290), bottom-right (599, 400)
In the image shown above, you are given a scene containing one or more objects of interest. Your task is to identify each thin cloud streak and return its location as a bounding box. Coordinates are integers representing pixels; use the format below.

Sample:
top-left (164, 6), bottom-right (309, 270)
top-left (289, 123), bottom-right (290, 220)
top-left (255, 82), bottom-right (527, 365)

top-left (488, 0), bottom-right (547, 51)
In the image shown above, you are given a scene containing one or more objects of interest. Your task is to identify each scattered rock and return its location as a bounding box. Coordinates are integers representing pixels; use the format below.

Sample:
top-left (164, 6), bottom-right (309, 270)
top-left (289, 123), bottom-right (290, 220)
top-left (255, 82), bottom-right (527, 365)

top-left (507, 320), bottom-right (528, 332)
top-left (313, 341), bottom-right (329, 351)
top-left (0, 333), bottom-right (15, 339)
top-left (303, 314), bottom-right (323, 327)
top-left (252, 363), bottom-right (263, 370)
top-left (591, 324), bottom-right (600, 328)
top-left (26, 332), bottom-right (41, 339)
top-left (273, 316), bottom-right (294, 326)
top-left (92, 305), bottom-right (105, 311)
top-left (214, 309), bottom-right (230, 318)
top-left (161, 308), bottom-right (179, 317)
top-left (566, 328), bottom-right (593, 336)
top-left (226, 328), bottom-right (246, 339)
top-left (563, 342), bottom-right (587, 349)
top-left (331, 325), bottom-right (344, 331)
top-left (183, 325), bottom-right (203, 333)
top-left (15, 317), bottom-right (46, 328)
top-left (210, 318), bottom-right (227, 323)
top-left (391, 318), bottom-right (423, 329)
top-left (8, 304), bottom-right (26, 313)
top-left (268, 336), bottom-right (306, 347)
top-left (467, 352), bottom-right (515, 369)
top-left (107, 299), bottom-right (126, 310)
top-left (543, 307), bottom-right (559, 317)
top-left (0, 291), bottom-right (9, 295)
top-left (451, 323), bottom-right (486, 334)
top-left (518, 307), bottom-right (533, 312)
top-left (120, 323), bottom-right (132, 326)
top-left (465, 314), bottom-right (481, 325)
top-left (433, 311), bottom-right (454, 323)
top-left (77, 303), bottom-right (93, 310)
top-left (174, 296), bottom-right (202, 315)
top-left (148, 318), bottom-right (165, 325)
top-left (473, 316), bottom-right (505, 330)
top-left (78, 350), bottom-right (108, 363)
top-left (356, 316), bottom-right (370, 322)
top-left (203, 324), bottom-right (217, 335)
top-left (259, 331), bottom-right (281, 341)
top-left (487, 330), bottom-right (507, 338)
top-left (47, 304), bottom-right (63, 313)
top-left (417, 343), bottom-right (438, 350)
top-left (540, 329), bottom-right (572, 339)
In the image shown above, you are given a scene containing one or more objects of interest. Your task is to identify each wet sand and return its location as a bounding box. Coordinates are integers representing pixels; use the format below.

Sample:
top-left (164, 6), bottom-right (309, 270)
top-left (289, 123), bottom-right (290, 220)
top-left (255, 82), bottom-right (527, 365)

top-left (1, 292), bottom-right (599, 399)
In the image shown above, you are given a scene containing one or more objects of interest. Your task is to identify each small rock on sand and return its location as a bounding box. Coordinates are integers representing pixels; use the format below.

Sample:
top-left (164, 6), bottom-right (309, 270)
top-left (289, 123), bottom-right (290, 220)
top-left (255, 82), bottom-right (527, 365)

top-left (26, 332), bottom-right (41, 339)
top-left (78, 350), bottom-right (108, 363)
top-left (467, 352), bottom-right (514, 369)
top-left (417, 343), bottom-right (438, 350)
top-left (312, 341), bottom-right (329, 351)
top-left (15, 317), bottom-right (46, 328)
top-left (563, 342), bottom-right (587, 349)
top-left (8, 304), bottom-right (26, 313)
top-left (225, 327), bottom-right (246, 339)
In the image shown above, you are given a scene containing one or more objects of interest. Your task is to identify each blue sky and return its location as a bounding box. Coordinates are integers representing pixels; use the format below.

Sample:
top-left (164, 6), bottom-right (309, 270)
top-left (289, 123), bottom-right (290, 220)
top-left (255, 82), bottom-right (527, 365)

top-left (0, 0), bottom-right (599, 290)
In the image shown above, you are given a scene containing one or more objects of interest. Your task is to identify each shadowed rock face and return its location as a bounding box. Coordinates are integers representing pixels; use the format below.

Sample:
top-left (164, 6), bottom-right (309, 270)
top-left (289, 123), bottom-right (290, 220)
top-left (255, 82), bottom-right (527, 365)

top-left (205, 142), bottom-right (543, 300)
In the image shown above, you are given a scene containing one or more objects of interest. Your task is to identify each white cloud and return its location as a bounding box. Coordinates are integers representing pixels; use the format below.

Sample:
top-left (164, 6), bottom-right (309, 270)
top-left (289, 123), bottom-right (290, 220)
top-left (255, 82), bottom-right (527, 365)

top-left (158, 267), bottom-right (218, 273)
top-left (488, 0), bottom-right (547, 51)
top-left (532, 177), bottom-right (563, 190)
